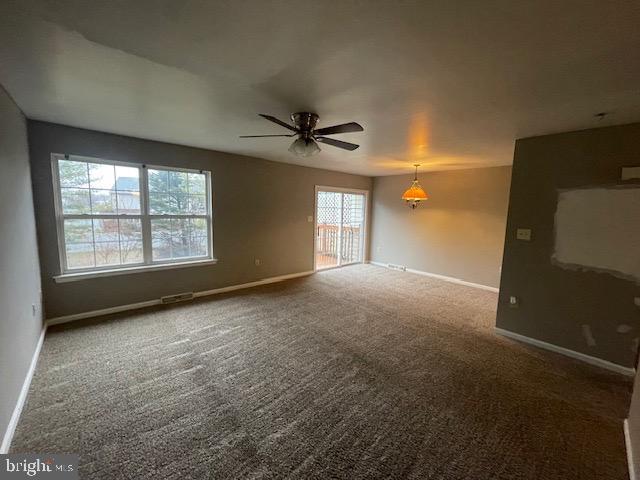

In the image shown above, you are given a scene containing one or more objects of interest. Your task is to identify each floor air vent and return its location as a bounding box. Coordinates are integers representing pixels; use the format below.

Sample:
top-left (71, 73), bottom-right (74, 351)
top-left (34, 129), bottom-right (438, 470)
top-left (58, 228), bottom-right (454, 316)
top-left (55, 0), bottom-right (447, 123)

top-left (387, 263), bottom-right (407, 272)
top-left (161, 292), bottom-right (194, 304)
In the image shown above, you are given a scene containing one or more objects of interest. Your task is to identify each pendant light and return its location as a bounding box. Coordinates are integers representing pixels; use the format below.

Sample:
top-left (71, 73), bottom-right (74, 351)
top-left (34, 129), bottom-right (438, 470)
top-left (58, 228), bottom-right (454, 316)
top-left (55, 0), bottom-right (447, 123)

top-left (402, 164), bottom-right (428, 209)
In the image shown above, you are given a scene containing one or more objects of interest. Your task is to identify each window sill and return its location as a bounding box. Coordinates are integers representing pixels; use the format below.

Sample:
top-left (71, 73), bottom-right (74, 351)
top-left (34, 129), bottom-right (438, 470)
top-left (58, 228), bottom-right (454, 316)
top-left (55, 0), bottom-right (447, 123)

top-left (54, 258), bottom-right (218, 283)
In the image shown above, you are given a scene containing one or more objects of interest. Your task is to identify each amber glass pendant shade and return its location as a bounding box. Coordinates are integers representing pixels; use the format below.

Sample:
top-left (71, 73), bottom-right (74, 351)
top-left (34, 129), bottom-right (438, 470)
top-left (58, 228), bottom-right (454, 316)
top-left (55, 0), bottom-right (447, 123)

top-left (402, 164), bottom-right (428, 209)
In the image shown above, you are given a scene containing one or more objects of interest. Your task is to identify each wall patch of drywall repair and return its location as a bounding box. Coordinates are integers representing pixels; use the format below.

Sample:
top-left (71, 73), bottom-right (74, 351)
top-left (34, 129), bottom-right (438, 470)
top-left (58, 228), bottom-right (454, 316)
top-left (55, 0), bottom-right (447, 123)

top-left (552, 187), bottom-right (640, 282)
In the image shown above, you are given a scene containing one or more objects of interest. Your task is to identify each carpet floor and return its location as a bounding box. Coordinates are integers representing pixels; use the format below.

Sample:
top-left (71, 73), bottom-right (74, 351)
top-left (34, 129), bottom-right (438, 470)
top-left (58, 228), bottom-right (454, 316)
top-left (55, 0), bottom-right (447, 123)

top-left (11, 264), bottom-right (632, 479)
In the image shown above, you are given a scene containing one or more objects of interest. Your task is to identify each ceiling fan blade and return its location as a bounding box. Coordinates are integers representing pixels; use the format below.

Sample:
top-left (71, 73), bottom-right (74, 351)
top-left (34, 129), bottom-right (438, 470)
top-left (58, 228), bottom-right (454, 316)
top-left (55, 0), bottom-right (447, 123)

top-left (258, 114), bottom-right (298, 132)
top-left (313, 122), bottom-right (363, 136)
top-left (239, 134), bottom-right (295, 138)
top-left (315, 136), bottom-right (360, 151)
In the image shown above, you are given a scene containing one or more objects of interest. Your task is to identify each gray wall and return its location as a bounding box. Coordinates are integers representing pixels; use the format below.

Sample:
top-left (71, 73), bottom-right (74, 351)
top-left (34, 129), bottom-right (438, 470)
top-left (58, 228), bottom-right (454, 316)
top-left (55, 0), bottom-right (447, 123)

top-left (496, 123), bottom-right (640, 368)
top-left (0, 88), bottom-right (43, 447)
top-left (370, 167), bottom-right (512, 288)
top-left (28, 121), bottom-right (372, 319)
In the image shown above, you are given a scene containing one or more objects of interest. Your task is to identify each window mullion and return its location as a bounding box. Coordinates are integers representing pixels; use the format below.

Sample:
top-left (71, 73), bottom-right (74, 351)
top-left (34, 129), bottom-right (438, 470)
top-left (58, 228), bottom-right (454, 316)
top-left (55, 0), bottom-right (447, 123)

top-left (140, 166), bottom-right (153, 266)
top-left (206, 171), bottom-right (213, 258)
top-left (85, 162), bottom-right (98, 268)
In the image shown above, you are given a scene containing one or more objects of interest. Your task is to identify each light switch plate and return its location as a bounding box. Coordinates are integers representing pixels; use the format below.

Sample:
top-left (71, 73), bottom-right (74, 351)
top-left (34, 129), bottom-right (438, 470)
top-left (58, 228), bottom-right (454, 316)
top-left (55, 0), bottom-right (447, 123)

top-left (516, 228), bottom-right (532, 241)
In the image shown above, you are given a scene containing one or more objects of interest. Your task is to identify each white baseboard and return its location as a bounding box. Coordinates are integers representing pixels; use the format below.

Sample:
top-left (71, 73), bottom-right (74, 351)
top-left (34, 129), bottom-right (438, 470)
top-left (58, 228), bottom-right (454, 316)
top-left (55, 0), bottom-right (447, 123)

top-left (1, 325), bottom-right (47, 454)
top-left (193, 270), bottom-right (313, 298)
top-left (495, 327), bottom-right (635, 377)
top-left (625, 419), bottom-right (637, 480)
top-left (47, 299), bottom-right (161, 326)
top-left (368, 261), bottom-right (499, 293)
top-left (46, 270), bottom-right (314, 326)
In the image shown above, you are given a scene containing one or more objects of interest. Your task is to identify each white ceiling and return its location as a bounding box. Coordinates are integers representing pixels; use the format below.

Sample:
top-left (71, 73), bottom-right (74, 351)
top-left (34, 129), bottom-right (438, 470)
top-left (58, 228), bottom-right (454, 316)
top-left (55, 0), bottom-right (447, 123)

top-left (1, 0), bottom-right (639, 176)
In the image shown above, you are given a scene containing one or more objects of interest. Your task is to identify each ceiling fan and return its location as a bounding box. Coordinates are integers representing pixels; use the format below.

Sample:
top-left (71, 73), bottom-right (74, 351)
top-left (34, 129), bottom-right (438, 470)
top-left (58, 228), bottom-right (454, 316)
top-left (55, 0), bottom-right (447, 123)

top-left (239, 113), bottom-right (363, 156)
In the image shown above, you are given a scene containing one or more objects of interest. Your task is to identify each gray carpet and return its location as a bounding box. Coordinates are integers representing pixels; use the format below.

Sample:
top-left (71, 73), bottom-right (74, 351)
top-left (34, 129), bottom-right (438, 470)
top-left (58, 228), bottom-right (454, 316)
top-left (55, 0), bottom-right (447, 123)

top-left (12, 264), bottom-right (631, 479)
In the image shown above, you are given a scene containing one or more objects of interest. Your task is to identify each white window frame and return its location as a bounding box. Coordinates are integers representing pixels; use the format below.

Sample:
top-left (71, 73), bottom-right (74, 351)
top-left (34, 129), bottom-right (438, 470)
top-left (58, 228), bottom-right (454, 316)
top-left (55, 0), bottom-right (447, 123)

top-left (51, 153), bottom-right (215, 282)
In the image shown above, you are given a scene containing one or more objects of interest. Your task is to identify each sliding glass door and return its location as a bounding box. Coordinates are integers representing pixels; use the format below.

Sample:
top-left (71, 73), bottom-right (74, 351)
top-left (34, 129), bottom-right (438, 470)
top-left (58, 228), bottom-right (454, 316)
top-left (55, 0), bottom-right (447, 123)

top-left (315, 187), bottom-right (367, 270)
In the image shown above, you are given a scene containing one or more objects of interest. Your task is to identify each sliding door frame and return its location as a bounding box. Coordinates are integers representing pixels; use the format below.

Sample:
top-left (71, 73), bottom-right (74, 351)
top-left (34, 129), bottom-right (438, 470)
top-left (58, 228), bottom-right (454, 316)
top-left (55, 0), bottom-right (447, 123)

top-left (313, 185), bottom-right (369, 272)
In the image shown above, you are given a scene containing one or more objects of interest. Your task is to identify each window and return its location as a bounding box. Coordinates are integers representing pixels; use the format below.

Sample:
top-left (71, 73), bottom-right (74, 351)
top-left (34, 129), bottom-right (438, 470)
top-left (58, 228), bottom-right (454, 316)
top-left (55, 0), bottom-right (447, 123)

top-left (52, 154), bottom-right (213, 277)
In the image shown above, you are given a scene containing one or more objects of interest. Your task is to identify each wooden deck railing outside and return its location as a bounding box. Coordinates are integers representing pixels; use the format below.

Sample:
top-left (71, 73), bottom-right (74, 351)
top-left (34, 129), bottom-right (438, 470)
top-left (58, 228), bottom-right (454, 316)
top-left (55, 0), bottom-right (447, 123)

top-left (316, 223), bottom-right (361, 269)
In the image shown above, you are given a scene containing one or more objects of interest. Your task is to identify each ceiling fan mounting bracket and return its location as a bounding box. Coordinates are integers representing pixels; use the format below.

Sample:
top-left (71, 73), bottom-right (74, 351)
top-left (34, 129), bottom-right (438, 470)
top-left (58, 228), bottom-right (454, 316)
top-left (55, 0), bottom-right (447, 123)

top-left (291, 112), bottom-right (319, 135)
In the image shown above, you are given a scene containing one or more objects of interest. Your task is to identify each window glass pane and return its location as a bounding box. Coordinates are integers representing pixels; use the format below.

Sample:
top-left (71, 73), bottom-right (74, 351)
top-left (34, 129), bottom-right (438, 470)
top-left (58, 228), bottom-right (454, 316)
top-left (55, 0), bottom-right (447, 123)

top-left (171, 238), bottom-right (190, 258)
top-left (171, 192), bottom-right (189, 214)
top-left (114, 166), bottom-right (140, 191)
top-left (64, 219), bottom-right (93, 244)
top-left (93, 219), bottom-right (119, 242)
top-left (88, 163), bottom-right (115, 190)
top-left (190, 218), bottom-right (207, 238)
top-left (169, 171), bottom-right (188, 192)
top-left (117, 191), bottom-right (141, 214)
top-left (64, 219), bottom-right (146, 269)
top-left (90, 189), bottom-right (117, 214)
top-left (59, 160), bottom-right (89, 188)
top-left (149, 192), bottom-right (193, 215)
top-left (66, 243), bottom-right (95, 269)
top-left (64, 220), bottom-right (94, 269)
top-left (119, 219), bottom-right (142, 241)
top-left (188, 172), bottom-right (206, 194)
top-left (190, 236), bottom-right (208, 257)
top-left (151, 218), bottom-right (171, 236)
top-left (61, 188), bottom-right (90, 214)
top-left (148, 169), bottom-right (168, 192)
top-left (151, 219), bottom-right (172, 260)
top-left (188, 194), bottom-right (206, 214)
top-left (119, 219), bottom-right (143, 264)
top-left (189, 218), bottom-right (208, 257)
top-left (170, 218), bottom-right (190, 258)
top-left (121, 242), bottom-right (143, 264)
top-left (152, 237), bottom-right (172, 260)
top-left (149, 218), bottom-right (207, 261)
top-left (149, 170), bottom-right (206, 215)
top-left (149, 193), bottom-right (171, 214)
top-left (95, 242), bottom-right (121, 267)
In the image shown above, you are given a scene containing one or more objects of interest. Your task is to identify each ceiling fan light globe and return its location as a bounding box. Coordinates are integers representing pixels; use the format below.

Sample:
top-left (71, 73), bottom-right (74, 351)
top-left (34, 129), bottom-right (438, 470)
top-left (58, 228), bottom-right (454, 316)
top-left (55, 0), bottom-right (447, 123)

top-left (289, 137), bottom-right (320, 157)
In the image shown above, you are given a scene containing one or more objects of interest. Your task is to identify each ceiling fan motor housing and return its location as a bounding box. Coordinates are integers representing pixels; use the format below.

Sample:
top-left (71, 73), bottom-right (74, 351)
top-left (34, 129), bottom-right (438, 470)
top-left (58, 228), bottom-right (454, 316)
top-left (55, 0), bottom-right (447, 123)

top-left (291, 112), bottom-right (319, 136)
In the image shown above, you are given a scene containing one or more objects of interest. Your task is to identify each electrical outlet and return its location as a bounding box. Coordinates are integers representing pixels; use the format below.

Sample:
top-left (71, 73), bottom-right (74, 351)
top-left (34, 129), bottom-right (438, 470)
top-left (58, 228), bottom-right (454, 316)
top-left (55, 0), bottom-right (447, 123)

top-left (307, 215), bottom-right (314, 223)
top-left (509, 296), bottom-right (519, 308)
top-left (516, 228), bottom-right (532, 241)
top-left (254, 258), bottom-right (261, 266)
